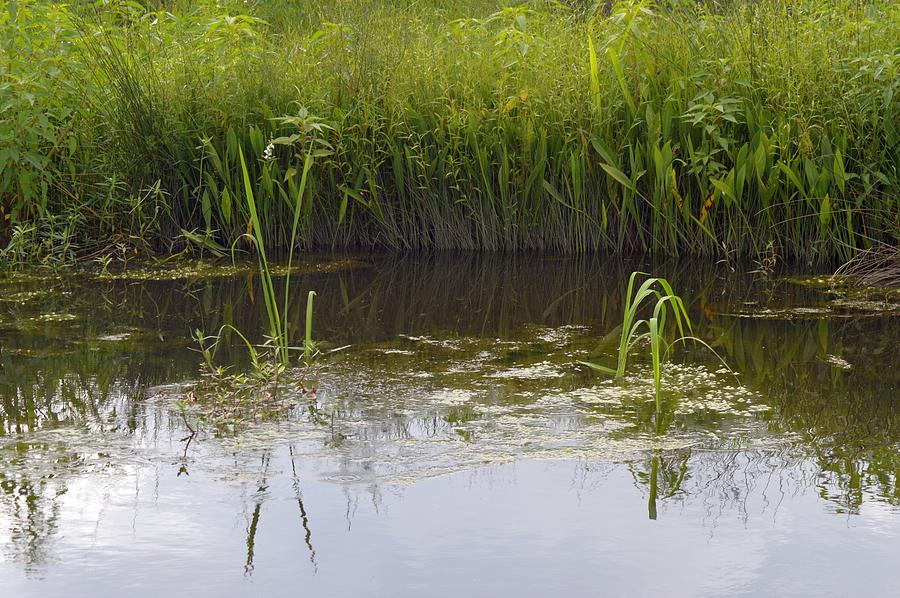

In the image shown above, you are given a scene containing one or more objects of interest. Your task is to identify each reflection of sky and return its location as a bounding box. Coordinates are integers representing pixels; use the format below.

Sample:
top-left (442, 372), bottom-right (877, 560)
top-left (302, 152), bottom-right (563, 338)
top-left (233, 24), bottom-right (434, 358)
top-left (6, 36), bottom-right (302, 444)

top-left (2, 450), bottom-right (898, 598)
top-left (2, 258), bottom-right (898, 595)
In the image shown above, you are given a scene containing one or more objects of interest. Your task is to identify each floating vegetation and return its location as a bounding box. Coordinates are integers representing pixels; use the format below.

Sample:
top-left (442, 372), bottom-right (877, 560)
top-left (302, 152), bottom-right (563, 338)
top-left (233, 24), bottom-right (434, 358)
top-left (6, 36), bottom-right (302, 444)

top-left (723, 276), bottom-right (900, 319)
top-left (488, 362), bottom-right (566, 379)
top-left (429, 389), bottom-right (476, 406)
top-left (30, 312), bottom-right (79, 323)
top-left (93, 261), bottom-right (250, 281)
top-left (829, 298), bottom-right (900, 316)
top-left (556, 364), bottom-right (762, 417)
top-left (820, 354), bottom-right (853, 370)
top-left (0, 289), bottom-right (58, 304)
top-left (90, 257), bottom-right (367, 282)
top-left (95, 332), bottom-right (136, 342)
top-left (719, 306), bottom-right (839, 320)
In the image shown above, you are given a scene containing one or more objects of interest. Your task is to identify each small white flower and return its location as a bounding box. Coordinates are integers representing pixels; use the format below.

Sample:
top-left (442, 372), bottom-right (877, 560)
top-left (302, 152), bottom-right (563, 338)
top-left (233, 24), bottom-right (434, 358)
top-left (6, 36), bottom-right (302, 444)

top-left (262, 143), bottom-right (275, 161)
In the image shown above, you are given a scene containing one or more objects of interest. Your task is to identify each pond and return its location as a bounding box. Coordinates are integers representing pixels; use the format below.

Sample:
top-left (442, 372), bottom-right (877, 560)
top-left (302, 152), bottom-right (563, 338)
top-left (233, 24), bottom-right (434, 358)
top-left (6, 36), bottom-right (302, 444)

top-left (1, 254), bottom-right (898, 597)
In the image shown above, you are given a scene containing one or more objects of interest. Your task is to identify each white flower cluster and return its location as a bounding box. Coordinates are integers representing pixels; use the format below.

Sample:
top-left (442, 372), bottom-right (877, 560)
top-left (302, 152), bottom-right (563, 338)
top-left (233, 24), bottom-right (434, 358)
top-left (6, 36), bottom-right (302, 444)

top-left (262, 142), bottom-right (275, 161)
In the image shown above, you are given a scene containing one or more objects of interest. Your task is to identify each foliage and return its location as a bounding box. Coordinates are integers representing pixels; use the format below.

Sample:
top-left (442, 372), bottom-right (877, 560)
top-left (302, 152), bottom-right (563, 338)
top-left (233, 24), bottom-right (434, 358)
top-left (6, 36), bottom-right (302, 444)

top-left (1, 0), bottom-right (898, 262)
top-left (581, 271), bottom-right (693, 415)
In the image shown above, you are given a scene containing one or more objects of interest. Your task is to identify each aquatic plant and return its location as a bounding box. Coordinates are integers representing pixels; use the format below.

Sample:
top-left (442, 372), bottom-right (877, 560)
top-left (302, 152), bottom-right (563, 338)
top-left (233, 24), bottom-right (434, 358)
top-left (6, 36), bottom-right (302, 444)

top-left (234, 109), bottom-right (329, 365)
top-left (304, 289), bottom-right (317, 365)
top-left (581, 271), bottom-right (726, 420)
top-left (581, 272), bottom-right (689, 410)
top-left (185, 126), bottom-right (323, 419)
top-left (189, 145), bottom-right (319, 383)
top-left (1, 0), bottom-right (898, 263)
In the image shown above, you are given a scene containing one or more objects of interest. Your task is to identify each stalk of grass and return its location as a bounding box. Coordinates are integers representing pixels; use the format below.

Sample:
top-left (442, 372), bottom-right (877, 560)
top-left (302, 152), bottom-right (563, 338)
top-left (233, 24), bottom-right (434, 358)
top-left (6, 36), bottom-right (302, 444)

top-left (238, 146), bottom-right (284, 360)
top-left (283, 145), bottom-right (315, 359)
top-left (305, 290), bottom-right (316, 364)
top-left (580, 271), bottom-right (691, 415)
top-left (4, 0), bottom-right (898, 263)
top-left (237, 143), bottom-right (317, 366)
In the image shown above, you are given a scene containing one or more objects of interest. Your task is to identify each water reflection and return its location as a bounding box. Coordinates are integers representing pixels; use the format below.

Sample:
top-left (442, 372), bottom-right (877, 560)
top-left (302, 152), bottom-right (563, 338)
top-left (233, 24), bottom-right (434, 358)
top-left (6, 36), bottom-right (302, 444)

top-left (0, 443), bottom-right (64, 572)
top-left (0, 255), bottom-right (898, 589)
top-left (3, 442), bottom-right (898, 596)
top-left (288, 445), bottom-right (318, 571)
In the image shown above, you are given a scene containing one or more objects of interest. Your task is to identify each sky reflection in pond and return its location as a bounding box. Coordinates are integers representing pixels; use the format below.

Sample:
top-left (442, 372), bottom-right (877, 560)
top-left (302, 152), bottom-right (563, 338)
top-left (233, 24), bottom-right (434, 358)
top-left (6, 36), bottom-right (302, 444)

top-left (0, 254), bottom-right (898, 596)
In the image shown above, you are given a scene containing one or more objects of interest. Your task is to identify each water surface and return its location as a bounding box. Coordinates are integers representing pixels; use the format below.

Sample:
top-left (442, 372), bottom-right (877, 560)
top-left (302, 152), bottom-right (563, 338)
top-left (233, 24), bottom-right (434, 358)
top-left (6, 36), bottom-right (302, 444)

top-left (1, 255), bottom-right (898, 597)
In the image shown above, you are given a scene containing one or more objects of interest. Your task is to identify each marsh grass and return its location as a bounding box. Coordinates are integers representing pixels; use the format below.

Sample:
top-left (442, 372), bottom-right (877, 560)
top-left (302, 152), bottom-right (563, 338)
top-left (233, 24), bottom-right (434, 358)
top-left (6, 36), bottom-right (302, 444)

top-left (185, 130), bottom-right (323, 422)
top-left (2, 0), bottom-right (897, 262)
top-left (581, 271), bottom-right (726, 419)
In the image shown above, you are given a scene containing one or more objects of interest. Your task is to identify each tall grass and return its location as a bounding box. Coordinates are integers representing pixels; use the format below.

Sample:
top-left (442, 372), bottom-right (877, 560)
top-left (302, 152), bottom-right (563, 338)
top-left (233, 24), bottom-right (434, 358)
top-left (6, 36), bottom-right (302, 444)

top-left (194, 131), bottom-right (319, 372)
top-left (581, 271), bottom-right (691, 414)
top-left (2, 0), bottom-right (897, 263)
top-left (581, 270), bottom-right (728, 424)
top-left (238, 141), bottom-right (318, 365)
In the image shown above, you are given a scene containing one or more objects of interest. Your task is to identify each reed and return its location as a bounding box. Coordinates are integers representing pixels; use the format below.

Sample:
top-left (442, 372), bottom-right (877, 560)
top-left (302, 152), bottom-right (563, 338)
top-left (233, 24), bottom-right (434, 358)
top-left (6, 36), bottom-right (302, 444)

top-left (2, 0), bottom-right (897, 263)
top-left (237, 140), bottom-right (320, 365)
top-left (581, 271), bottom-right (692, 414)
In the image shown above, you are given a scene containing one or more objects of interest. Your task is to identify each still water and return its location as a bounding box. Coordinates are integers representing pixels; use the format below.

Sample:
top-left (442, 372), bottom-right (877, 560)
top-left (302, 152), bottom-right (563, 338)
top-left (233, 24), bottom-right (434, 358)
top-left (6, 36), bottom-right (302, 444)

top-left (1, 255), bottom-right (898, 597)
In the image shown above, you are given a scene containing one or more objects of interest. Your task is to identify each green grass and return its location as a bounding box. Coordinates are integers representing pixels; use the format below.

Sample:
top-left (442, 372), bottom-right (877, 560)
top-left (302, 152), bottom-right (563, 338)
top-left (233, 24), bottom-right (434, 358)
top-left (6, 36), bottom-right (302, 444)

top-left (581, 270), bottom-right (733, 430)
top-left (228, 138), bottom-right (317, 366)
top-left (581, 271), bottom-right (692, 415)
top-left (1, 0), bottom-right (897, 263)
top-left (192, 134), bottom-right (319, 382)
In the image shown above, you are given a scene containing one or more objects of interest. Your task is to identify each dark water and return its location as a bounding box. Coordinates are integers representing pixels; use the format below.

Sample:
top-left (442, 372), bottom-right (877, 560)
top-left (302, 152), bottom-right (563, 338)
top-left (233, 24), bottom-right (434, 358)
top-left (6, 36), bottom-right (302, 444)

top-left (1, 255), bottom-right (898, 597)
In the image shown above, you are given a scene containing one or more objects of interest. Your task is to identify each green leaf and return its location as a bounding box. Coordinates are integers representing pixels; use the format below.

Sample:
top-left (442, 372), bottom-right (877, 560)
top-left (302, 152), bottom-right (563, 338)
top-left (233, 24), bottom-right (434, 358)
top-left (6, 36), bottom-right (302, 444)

top-left (803, 158), bottom-right (818, 190)
top-left (201, 189), bottom-right (211, 231)
top-left (591, 137), bottom-right (617, 167)
top-left (753, 142), bottom-right (767, 178)
top-left (579, 361), bottom-right (617, 376)
top-left (608, 47), bottom-right (636, 116)
top-left (776, 162), bottom-right (805, 195)
top-left (833, 149), bottom-right (845, 194)
top-left (542, 178), bottom-right (566, 204)
top-left (220, 187), bottom-right (232, 225)
top-left (337, 191), bottom-right (349, 225)
top-left (600, 163), bottom-right (636, 192)
top-left (588, 36), bottom-right (601, 115)
top-left (820, 194), bottom-right (831, 228)
top-left (710, 176), bottom-right (733, 201)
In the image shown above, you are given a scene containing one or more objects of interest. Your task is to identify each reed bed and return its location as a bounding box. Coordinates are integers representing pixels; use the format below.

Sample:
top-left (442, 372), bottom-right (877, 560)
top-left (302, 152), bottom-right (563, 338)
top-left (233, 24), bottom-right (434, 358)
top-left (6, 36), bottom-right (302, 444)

top-left (1, 0), bottom-right (897, 263)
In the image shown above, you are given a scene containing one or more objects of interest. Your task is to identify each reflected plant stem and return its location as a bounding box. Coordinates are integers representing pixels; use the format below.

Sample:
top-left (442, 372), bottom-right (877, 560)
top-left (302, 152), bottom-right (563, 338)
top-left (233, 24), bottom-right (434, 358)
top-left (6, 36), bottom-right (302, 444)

top-left (289, 444), bottom-right (317, 571)
top-left (177, 434), bottom-right (194, 477)
top-left (244, 502), bottom-right (262, 576)
top-left (245, 451), bottom-right (270, 576)
top-left (649, 452), bottom-right (660, 521)
top-left (177, 403), bottom-right (197, 477)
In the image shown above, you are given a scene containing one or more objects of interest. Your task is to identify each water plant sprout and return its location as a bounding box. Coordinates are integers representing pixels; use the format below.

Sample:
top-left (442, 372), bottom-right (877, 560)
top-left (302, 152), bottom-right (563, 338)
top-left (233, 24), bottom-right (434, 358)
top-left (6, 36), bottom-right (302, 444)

top-left (581, 271), bottom-right (722, 420)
